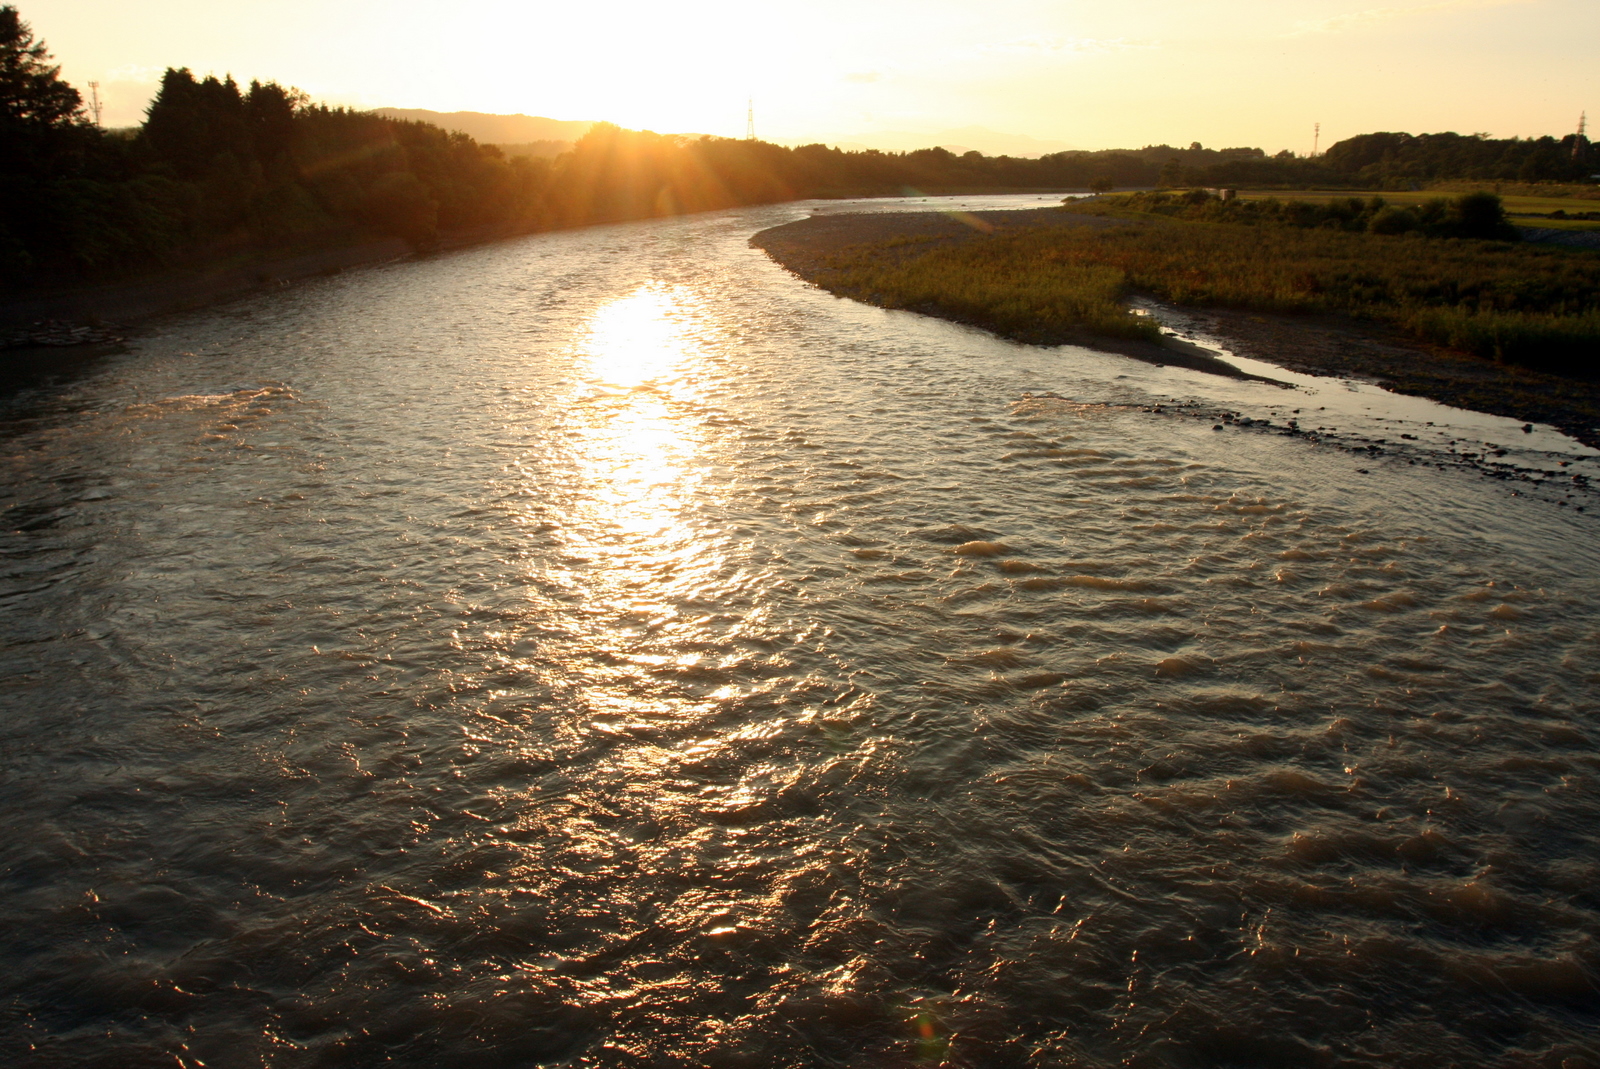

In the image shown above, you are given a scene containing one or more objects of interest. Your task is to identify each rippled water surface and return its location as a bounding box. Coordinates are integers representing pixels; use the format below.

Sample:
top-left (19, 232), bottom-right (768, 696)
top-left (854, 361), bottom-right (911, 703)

top-left (3, 200), bottom-right (1599, 1068)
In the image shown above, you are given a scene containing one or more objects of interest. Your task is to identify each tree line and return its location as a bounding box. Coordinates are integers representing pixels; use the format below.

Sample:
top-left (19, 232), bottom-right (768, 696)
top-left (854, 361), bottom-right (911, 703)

top-left (0, 4), bottom-right (1593, 291)
top-left (1078, 189), bottom-right (1524, 241)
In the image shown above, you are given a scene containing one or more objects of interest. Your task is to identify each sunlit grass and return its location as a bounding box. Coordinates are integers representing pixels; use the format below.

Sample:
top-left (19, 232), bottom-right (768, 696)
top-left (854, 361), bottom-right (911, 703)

top-left (1051, 220), bottom-right (1600, 371)
top-left (821, 217), bottom-right (1600, 374)
top-left (809, 233), bottom-right (1161, 346)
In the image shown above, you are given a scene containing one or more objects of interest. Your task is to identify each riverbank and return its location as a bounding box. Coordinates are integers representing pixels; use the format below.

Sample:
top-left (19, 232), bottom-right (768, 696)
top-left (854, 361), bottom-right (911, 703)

top-left (752, 209), bottom-right (1600, 448)
top-left (753, 209), bottom-right (1276, 381)
top-left (0, 196), bottom-right (1096, 352)
top-left (0, 221), bottom-right (547, 336)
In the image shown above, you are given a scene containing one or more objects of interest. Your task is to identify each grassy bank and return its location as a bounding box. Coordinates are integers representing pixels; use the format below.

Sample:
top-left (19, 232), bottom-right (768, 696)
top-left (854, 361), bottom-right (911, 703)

top-left (886, 200), bottom-right (1600, 375)
top-left (807, 217), bottom-right (1600, 374)
top-left (804, 231), bottom-right (1162, 347)
top-left (756, 206), bottom-right (1600, 444)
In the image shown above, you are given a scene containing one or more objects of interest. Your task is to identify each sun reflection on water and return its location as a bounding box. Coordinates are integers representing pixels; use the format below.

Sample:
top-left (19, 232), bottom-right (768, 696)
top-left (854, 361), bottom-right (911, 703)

top-left (583, 281), bottom-right (706, 391)
top-left (551, 282), bottom-right (730, 720)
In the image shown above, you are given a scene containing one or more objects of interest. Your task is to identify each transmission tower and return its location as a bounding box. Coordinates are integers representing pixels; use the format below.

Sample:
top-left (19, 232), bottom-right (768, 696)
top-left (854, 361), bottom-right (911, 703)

top-left (1576, 111), bottom-right (1588, 159)
top-left (88, 81), bottom-right (102, 127)
top-left (1312, 122), bottom-right (1320, 158)
top-left (745, 97), bottom-right (755, 141)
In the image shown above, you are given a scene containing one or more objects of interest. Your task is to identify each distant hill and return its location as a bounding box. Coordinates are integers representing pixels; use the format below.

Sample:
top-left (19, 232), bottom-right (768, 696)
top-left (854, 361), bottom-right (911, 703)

top-left (374, 109), bottom-right (596, 145)
top-left (793, 126), bottom-right (1075, 159)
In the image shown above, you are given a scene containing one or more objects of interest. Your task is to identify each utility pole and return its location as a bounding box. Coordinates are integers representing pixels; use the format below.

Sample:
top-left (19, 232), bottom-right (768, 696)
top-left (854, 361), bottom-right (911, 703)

top-left (88, 81), bottom-right (102, 127)
top-left (1312, 122), bottom-right (1320, 158)
top-left (745, 97), bottom-right (755, 141)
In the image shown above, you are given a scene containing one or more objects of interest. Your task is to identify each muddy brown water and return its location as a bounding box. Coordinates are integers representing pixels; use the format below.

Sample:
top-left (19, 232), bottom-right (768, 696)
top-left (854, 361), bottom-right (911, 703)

top-left (2, 199), bottom-right (1598, 1068)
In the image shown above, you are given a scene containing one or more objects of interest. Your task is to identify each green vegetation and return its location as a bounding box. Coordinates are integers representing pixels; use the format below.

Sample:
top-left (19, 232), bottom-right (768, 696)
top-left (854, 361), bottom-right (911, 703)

top-left (1060, 131), bottom-right (1600, 195)
top-left (1322, 132), bottom-right (1596, 188)
top-left (808, 233), bottom-right (1161, 346)
top-left (808, 201), bottom-right (1600, 375)
top-left (1070, 189), bottom-right (1524, 240)
top-left (1214, 188), bottom-right (1600, 231)
top-left (2, 1), bottom-right (1597, 297)
top-left (1075, 210), bottom-right (1600, 373)
top-left (0, 8), bottom-right (551, 287)
top-left (1426, 180), bottom-right (1600, 201)
top-left (0, 6), bottom-right (794, 289)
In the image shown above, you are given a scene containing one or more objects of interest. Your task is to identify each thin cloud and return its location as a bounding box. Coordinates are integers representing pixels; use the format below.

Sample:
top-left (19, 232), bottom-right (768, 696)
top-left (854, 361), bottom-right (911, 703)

top-left (106, 63), bottom-right (164, 83)
top-left (1287, 0), bottom-right (1532, 36)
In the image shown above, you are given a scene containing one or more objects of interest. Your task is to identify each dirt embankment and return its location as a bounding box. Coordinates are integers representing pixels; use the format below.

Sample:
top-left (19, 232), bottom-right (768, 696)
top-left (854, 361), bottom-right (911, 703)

top-left (1172, 304), bottom-right (1600, 448)
top-left (752, 209), bottom-right (1600, 448)
top-left (0, 212), bottom-right (558, 341)
top-left (0, 238), bottom-right (415, 334)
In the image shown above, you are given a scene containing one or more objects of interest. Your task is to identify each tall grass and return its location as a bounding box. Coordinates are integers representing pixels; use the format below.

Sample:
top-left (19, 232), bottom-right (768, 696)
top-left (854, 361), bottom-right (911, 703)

top-left (812, 234), bottom-right (1161, 345)
top-left (1404, 307), bottom-right (1600, 365)
top-left (820, 218), bottom-right (1600, 375)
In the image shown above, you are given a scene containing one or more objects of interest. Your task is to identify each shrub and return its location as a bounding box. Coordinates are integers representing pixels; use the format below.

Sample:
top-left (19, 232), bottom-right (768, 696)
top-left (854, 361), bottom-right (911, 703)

top-left (1367, 206), bottom-right (1417, 235)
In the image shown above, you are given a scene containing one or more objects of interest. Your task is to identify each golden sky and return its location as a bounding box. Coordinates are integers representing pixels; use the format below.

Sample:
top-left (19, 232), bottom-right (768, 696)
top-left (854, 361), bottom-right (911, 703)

top-left (24, 0), bottom-right (1598, 154)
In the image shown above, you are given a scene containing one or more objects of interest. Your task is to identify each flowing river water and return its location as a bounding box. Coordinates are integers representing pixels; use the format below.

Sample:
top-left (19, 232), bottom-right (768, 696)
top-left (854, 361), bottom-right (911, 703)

top-left (3, 198), bottom-right (1599, 1068)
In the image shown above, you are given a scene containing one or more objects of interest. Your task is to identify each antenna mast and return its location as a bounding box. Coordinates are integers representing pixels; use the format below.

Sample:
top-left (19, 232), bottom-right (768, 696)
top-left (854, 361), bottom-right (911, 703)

top-left (1312, 122), bottom-right (1320, 158)
top-left (88, 81), bottom-right (102, 127)
top-left (745, 97), bottom-right (755, 141)
top-left (1577, 111), bottom-right (1588, 159)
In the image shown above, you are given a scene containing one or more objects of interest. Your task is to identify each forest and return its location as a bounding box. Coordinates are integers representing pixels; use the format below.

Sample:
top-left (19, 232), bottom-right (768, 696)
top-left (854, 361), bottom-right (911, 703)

top-left (1, 3), bottom-right (1594, 291)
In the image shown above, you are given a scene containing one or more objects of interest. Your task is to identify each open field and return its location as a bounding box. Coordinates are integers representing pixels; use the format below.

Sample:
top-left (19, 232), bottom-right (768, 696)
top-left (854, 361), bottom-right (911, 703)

top-left (1229, 189), bottom-right (1600, 229)
top-left (1426, 180), bottom-right (1600, 200)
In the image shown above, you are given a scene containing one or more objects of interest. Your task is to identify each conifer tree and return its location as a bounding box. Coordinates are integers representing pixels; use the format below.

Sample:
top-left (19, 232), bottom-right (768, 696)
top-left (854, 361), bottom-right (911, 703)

top-left (0, 5), bottom-right (81, 131)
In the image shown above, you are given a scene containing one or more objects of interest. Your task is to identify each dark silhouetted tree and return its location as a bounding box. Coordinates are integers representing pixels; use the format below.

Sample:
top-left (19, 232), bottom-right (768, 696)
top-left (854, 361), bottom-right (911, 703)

top-left (0, 2), bottom-right (1586, 295)
top-left (0, 5), bottom-right (80, 129)
top-left (143, 68), bottom-right (251, 178)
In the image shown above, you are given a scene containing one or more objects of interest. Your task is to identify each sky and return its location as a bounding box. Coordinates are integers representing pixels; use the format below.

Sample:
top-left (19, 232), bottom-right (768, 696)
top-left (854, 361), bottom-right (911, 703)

top-left (20, 0), bottom-right (1599, 155)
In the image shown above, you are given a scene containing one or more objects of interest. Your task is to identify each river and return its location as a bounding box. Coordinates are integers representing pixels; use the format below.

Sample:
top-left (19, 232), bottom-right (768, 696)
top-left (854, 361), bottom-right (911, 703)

top-left (2, 197), bottom-right (1598, 1067)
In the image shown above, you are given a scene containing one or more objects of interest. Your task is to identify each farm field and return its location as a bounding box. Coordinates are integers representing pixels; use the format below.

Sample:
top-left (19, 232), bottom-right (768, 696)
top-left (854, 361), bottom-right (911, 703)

top-left (1229, 189), bottom-right (1600, 229)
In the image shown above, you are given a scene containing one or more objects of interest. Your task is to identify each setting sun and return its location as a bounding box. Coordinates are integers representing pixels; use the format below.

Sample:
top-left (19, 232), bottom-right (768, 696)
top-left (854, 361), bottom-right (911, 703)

top-left (21, 0), bottom-right (1598, 153)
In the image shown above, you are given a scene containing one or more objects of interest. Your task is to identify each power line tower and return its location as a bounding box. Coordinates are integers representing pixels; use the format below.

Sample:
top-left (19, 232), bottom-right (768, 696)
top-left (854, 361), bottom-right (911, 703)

top-left (87, 81), bottom-right (102, 127)
top-left (1576, 111), bottom-right (1588, 160)
top-left (745, 97), bottom-right (755, 141)
top-left (1312, 122), bottom-right (1320, 158)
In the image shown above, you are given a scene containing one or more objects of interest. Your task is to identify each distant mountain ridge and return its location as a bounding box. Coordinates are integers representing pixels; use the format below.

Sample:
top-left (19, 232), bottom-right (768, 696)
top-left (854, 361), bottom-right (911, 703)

top-left (373, 108), bottom-right (596, 145)
top-left (794, 126), bottom-right (1075, 158)
top-left (374, 110), bottom-right (1071, 159)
